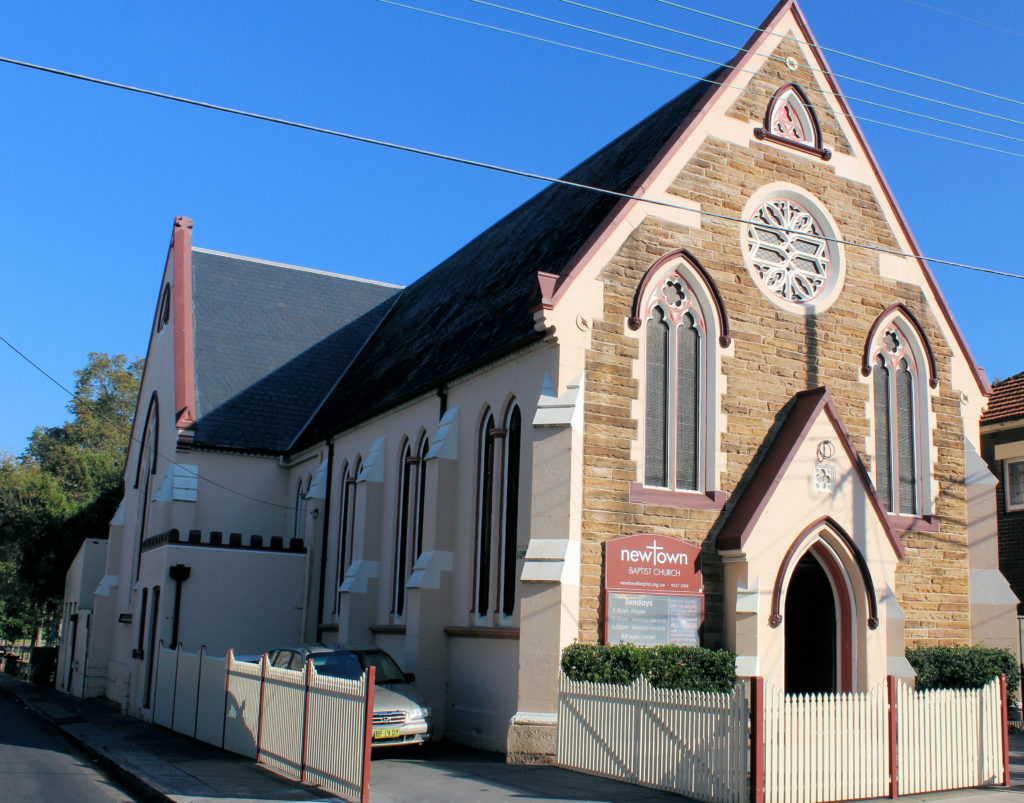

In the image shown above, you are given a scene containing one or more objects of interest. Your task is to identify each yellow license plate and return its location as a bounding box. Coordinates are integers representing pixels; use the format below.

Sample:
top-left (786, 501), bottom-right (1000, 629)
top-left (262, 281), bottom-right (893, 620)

top-left (373, 727), bottom-right (401, 740)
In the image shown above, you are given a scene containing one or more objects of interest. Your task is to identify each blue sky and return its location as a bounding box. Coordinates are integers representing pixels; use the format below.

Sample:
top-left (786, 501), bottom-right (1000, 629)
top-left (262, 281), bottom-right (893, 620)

top-left (1, 0), bottom-right (1022, 453)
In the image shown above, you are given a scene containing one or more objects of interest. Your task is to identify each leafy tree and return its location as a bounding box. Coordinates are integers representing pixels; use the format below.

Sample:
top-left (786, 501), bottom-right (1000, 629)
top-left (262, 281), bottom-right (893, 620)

top-left (0, 353), bottom-right (142, 628)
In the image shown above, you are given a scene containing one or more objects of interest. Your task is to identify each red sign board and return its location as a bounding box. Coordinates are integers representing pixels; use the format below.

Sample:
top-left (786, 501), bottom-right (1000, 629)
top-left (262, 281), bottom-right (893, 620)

top-left (604, 533), bottom-right (704, 647)
top-left (605, 533), bottom-right (703, 595)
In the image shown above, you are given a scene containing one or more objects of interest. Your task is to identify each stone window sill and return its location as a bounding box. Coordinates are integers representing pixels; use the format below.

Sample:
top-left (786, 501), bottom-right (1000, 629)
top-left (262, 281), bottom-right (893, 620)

top-left (629, 483), bottom-right (726, 510)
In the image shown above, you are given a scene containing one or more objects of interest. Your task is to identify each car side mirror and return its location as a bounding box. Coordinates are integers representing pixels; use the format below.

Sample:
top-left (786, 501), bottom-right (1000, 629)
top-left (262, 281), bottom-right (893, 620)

top-left (404, 672), bottom-right (415, 683)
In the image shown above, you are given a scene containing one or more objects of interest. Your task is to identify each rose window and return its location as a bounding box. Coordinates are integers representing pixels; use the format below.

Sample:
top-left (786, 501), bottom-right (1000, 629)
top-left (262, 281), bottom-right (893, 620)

top-left (746, 198), bottom-right (832, 304)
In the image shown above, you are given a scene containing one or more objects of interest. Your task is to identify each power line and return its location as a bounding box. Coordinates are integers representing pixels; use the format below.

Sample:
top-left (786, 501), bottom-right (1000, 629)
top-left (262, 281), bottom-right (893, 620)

top-left (378, 0), bottom-right (1024, 159)
top-left (903, 0), bottom-right (1024, 40)
top-left (463, 0), bottom-right (1024, 148)
top-left (654, 0), bottom-right (1024, 111)
top-left (0, 50), bottom-right (1019, 280)
top-left (553, 0), bottom-right (1024, 133)
top-left (0, 333), bottom-right (297, 511)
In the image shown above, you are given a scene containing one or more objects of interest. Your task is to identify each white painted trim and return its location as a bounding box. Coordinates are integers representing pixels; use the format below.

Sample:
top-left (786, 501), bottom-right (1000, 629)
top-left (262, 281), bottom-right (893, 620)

top-left (994, 441), bottom-right (1024, 462)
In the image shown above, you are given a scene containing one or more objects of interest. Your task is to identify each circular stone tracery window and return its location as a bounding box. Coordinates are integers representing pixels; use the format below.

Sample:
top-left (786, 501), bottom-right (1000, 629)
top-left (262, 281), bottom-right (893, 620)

top-left (742, 186), bottom-right (844, 313)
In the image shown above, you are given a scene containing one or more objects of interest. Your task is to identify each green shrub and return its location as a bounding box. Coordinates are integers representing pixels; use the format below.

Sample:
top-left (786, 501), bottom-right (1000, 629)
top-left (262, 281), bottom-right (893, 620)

top-left (561, 643), bottom-right (736, 693)
top-left (906, 645), bottom-right (1020, 704)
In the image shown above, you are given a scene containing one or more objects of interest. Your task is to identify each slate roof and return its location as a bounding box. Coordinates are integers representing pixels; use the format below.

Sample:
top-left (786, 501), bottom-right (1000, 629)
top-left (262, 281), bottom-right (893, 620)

top-left (981, 371), bottom-right (1024, 426)
top-left (190, 249), bottom-right (400, 452)
top-left (292, 67), bottom-right (726, 451)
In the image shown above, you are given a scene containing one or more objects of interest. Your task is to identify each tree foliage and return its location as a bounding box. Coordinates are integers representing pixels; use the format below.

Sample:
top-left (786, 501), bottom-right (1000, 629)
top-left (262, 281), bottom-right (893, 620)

top-left (0, 353), bottom-right (142, 636)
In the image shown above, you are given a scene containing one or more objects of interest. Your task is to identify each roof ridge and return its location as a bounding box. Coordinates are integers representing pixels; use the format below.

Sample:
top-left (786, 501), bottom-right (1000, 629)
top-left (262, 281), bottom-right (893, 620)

top-left (192, 247), bottom-right (404, 288)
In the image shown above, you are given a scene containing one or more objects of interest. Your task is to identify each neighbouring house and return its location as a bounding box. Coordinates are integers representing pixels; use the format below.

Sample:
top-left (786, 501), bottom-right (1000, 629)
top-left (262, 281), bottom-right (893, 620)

top-left (60, 0), bottom-right (1017, 761)
top-left (980, 372), bottom-right (1024, 635)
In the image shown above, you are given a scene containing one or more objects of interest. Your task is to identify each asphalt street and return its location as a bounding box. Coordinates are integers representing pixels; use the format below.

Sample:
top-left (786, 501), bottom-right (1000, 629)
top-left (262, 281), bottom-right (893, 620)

top-left (0, 692), bottom-right (141, 803)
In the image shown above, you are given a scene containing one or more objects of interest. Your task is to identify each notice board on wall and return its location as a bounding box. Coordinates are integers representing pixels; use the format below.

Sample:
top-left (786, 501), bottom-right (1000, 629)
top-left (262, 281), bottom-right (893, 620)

top-left (603, 533), bottom-right (703, 647)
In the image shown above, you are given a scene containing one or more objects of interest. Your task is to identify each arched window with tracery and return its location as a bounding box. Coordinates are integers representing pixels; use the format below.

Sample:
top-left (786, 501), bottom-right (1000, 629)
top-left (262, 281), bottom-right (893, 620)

top-left (754, 84), bottom-right (831, 160)
top-left (633, 252), bottom-right (727, 497)
top-left (864, 307), bottom-right (937, 516)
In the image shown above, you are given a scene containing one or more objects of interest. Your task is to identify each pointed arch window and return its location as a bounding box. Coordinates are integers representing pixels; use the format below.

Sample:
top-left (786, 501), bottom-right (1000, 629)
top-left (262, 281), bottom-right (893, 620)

top-left (475, 403), bottom-right (524, 619)
top-left (755, 84), bottom-right (831, 160)
top-left (864, 307), bottom-right (937, 517)
top-left (476, 412), bottom-right (497, 616)
top-left (630, 251), bottom-right (728, 509)
top-left (393, 442), bottom-right (414, 617)
top-left (501, 405), bottom-right (522, 617)
top-left (336, 458), bottom-right (360, 614)
top-left (641, 273), bottom-right (708, 493)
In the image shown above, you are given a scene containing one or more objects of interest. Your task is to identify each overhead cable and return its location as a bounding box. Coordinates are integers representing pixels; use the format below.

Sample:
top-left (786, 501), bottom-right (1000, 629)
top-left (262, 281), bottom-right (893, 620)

top-left (551, 0), bottom-right (1024, 132)
top-left (0, 51), bottom-right (1020, 280)
top-left (655, 0), bottom-right (1024, 111)
top-left (463, 0), bottom-right (1024, 147)
top-left (378, 0), bottom-right (1024, 158)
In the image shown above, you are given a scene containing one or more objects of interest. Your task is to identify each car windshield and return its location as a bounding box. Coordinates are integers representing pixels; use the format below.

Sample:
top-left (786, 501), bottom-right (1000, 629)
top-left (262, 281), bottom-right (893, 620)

top-left (354, 649), bottom-right (407, 684)
top-left (310, 651), bottom-right (363, 680)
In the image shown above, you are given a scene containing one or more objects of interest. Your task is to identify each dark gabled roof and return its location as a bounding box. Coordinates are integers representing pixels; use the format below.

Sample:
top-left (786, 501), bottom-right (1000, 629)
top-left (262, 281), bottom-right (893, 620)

top-left (982, 371), bottom-right (1024, 426)
top-left (190, 250), bottom-right (400, 452)
top-left (292, 68), bottom-right (727, 451)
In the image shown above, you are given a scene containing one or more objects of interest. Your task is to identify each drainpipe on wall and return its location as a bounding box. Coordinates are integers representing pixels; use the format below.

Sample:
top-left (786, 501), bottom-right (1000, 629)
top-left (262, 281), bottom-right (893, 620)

top-left (168, 564), bottom-right (191, 648)
top-left (315, 440), bottom-right (335, 642)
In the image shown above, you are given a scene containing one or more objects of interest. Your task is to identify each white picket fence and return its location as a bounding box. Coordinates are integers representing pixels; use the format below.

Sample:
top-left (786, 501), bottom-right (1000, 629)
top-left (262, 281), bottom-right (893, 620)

top-left (557, 674), bottom-right (750, 803)
top-left (153, 644), bottom-right (373, 802)
top-left (558, 673), bottom-right (1010, 803)
top-left (895, 679), bottom-right (1004, 795)
top-left (762, 677), bottom-right (1006, 803)
top-left (762, 684), bottom-right (890, 803)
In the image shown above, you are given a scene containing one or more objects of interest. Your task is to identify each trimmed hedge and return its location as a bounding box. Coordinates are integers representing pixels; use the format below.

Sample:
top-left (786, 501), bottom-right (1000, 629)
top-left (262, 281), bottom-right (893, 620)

top-left (561, 643), bottom-right (737, 693)
top-left (906, 645), bottom-right (1020, 704)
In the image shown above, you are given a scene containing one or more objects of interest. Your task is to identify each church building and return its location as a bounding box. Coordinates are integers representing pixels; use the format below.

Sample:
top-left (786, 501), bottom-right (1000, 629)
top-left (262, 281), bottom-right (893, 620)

top-left (59, 0), bottom-right (1017, 761)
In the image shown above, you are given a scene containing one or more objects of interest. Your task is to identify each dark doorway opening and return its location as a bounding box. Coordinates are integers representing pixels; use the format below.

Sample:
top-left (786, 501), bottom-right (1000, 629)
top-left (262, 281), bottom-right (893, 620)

top-left (784, 553), bottom-right (836, 694)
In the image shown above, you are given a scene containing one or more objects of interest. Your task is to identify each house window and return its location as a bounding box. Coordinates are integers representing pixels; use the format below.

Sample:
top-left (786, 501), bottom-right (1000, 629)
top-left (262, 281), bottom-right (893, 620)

top-left (1005, 459), bottom-right (1024, 512)
top-left (871, 321), bottom-right (928, 515)
top-left (643, 279), bottom-right (704, 491)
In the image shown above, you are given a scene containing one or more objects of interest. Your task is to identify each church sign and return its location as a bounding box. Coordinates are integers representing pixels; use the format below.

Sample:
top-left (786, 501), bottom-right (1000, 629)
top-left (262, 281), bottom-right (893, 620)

top-left (604, 533), bottom-right (703, 647)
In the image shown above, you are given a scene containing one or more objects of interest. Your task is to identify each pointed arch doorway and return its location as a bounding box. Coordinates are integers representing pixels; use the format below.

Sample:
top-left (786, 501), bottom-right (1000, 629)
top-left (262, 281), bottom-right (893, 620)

top-left (784, 552), bottom-right (837, 694)
top-left (772, 520), bottom-right (879, 695)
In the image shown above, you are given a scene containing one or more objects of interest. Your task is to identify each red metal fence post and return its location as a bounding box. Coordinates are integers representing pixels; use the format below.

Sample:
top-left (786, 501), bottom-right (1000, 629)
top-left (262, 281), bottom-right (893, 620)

top-left (751, 677), bottom-right (765, 803)
top-left (360, 666), bottom-right (376, 803)
top-left (1001, 674), bottom-right (1010, 787)
top-left (888, 675), bottom-right (898, 799)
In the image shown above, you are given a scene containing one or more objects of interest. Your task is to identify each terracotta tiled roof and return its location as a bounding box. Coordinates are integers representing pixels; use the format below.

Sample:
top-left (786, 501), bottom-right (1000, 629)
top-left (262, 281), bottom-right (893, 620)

top-left (982, 371), bottom-right (1024, 425)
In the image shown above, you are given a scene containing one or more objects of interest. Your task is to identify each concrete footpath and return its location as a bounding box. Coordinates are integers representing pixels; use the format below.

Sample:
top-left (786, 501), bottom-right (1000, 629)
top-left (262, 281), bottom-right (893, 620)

top-left (1, 672), bottom-right (1022, 803)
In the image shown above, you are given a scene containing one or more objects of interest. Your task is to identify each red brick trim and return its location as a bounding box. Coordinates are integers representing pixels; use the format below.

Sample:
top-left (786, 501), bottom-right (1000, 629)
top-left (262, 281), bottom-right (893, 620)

top-left (628, 483), bottom-right (726, 510)
top-left (627, 248), bottom-right (732, 347)
top-left (171, 216), bottom-right (197, 429)
top-left (887, 513), bottom-right (940, 533)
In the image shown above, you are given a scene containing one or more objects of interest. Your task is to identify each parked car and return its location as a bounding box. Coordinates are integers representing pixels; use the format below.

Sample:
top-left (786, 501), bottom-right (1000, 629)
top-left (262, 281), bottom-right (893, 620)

top-left (263, 645), bottom-right (431, 747)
